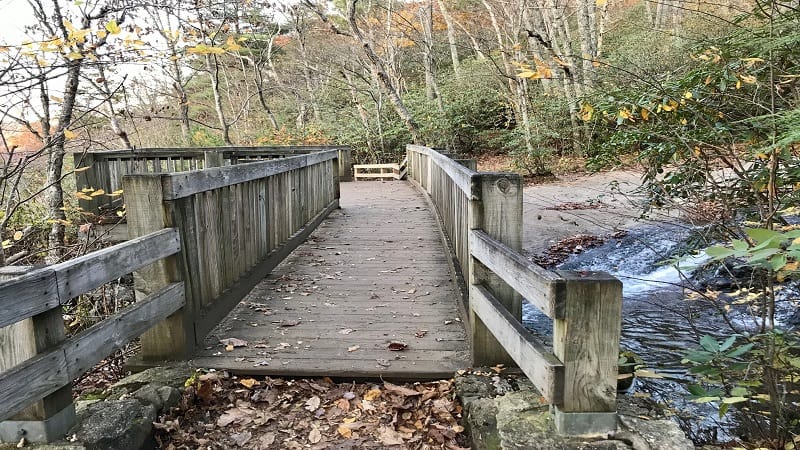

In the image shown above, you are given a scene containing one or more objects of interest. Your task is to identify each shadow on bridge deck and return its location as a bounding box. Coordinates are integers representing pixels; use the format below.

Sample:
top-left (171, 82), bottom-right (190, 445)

top-left (190, 181), bottom-right (470, 379)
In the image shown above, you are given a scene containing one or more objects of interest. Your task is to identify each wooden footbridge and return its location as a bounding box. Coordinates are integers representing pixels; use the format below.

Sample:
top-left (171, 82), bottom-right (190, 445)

top-left (0, 145), bottom-right (622, 442)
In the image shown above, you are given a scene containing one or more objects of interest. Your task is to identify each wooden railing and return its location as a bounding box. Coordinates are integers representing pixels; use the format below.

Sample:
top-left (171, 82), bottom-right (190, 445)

top-left (0, 229), bottom-right (184, 442)
top-left (123, 150), bottom-right (340, 361)
top-left (406, 144), bottom-right (623, 436)
top-left (73, 145), bottom-right (353, 212)
top-left (353, 157), bottom-right (408, 181)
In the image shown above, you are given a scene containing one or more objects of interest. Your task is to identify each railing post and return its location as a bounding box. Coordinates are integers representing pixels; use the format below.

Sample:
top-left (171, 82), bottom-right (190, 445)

top-left (73, 152), bottom-right (104, 213)
top-left (123, 175), bottom-right (191, 360)
top-left (469, 173), bottom-right (523, 366)
top-left (0, 268), bottom-right (75, 443)
top-left (337, 148), bottom-right (353, 182)
top-left (552, 271), bottom-right (622, 436)
top-left (203, 151), bottom-right (224, 169)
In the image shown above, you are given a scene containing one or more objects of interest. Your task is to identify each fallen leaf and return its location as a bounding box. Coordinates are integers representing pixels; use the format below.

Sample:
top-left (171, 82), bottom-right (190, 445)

top-left (378, 425), bottom-right (405, 445)
top-left (414, 330), bottom-right (428, 338)
top-left (305, 396), bottom-right (321, 411)
top-left (217, 407), bottom-right (253, 427)
top-left (308, 427), bottom-right (322, 444)
top-left (336, 398), bottom-right (351, 411)
top-left (384, 382), bottom-right (420, 396)
top-left (225, 344), bottom-right (234, 352)
top-left (364, 388), bottom-right (382, 401)
top-left (240, 378), bottom-right (259, 389)
top-left (280, 320), bottom-right (300, 327)
top-left (230, 431), bottom-right (252, 447)
top-left (337, 425), bottom-right (352, 438)
top-left (491, 364), bottom-right (505, 374)
top-left (219, 337), bottom-right (248, 348)
top-left (343, 392), bottom-right (356, 400)
top-left (259, 432), bottom-right (276, 447)
top-left (347, 345), bottom-right (360, 352)
top-left (339, 328), bottom-right (355, 335)
top-left (387, 342), bottom-right (407, 351)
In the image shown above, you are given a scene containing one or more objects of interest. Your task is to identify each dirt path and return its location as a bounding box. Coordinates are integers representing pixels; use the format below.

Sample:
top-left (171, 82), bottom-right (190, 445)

top-left (521, 170), bottom-right (646, 255)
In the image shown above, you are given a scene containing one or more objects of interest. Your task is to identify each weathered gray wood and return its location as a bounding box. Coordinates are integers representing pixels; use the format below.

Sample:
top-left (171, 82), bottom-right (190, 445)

top-left (188, 182), bottom-right (469, 379)
top-left (469, 173), bottom-right (524, 367)
top-left (469, 230), bottom-right (565, 319)
top-left (162, 151), bottom-right (338, 200)
top-left (427, 148), bottom-right (477, 197)
top-left (470, 284), bottom-right (564, 403)
top-left (66, 283), bottom-right (184, 377)
top-left (0, 283), bottom-right (183, 423)
top-left (52, 228), bottom-right (180, 301)
top-left (123, 175), bottom-right (189, 360)
top-left (193, 200), bottom-right (338, 340)
top-left (0, 269), bottom-right (59, 329)
top-left (203, 151), bottom-right (224, 168)
top-left (553, 271), bottom-right (622, 414)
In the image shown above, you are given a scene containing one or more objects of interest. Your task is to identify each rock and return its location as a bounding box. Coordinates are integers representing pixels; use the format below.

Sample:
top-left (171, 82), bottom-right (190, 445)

top-left (71, 399), bottom-right (156, 450)
top-left (616, 416), bottom-right (694, 450)
top-left (455, 370), bottom-right (694, 450)
top-left (106, 365), bottom-right (192, 400)
top-left (131, 385), bottom-right (181, 413)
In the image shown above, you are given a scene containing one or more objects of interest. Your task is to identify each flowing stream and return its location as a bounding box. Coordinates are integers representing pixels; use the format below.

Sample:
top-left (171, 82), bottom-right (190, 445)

top-left (523, 223), bottom-right (736, 442)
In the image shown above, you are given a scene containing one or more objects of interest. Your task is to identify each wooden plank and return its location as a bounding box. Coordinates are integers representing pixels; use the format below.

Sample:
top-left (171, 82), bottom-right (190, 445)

top-left (51, 228), bottom-right (181, 300)
top-left (0, 269), bottom-right (59, 329)
top-left (553, 271), bottom-right (622, 413)
top-left (123, 175), bottom-right (189, 360)
top-left (162, 151), bottom-right (338, 200)
top-left (470, 284), bottom-right (564, 404)
top-left (0, 283), bottom-right (184, 422)
top-left (470, 230), bottom-right (565, 319)
top-left (469, 173), bottom-right (524, 367)
top-left (194, 200), bottom-right (339, 341)
top-left (67, 283), bottom-right (184, 377)
top-left (427, 148), bottom-right (476, 197)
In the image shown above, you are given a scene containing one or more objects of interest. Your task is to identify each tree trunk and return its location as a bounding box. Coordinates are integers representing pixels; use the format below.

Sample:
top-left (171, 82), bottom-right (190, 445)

top-left (436, 0), bottom-right (460, 73)
top-left (420, 1), bottom-right (444, 112)
top-left (347, 0), bottom-right (421, 143)
top-left (205, 54), bottom-right (233, 145)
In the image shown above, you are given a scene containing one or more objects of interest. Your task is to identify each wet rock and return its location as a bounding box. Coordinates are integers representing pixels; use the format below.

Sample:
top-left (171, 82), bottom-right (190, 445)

top-left (71, 399), bottom-right (156, 450)
top-left (616, 416), bottom-right (694, 450)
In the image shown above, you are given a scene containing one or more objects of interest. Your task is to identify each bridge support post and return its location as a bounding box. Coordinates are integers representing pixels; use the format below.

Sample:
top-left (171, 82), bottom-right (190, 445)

top-left (124, 175), bottom-right (192, 361)
top-left (0, 268), bottom-right (75, 444)
top-left (552, 271), bottom-right (622, 436)
top-left (203, 151), bottom-right (224, 168)
top-left (469, 173), bottom-right (523, 367)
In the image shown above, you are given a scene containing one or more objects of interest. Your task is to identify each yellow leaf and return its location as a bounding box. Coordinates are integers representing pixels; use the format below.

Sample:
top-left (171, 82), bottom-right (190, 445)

top-left (105, 20), bottom-right (121, 35)
top-left (50, 95), bottom-right (64, 103)
top-left (108, 189), bottom-right (124, 197)
top-left (736, 80), bottom-right (742, 89)
top-left (240, 378), bottom-right (260, 388)
top-left (580, 103), bottom-right (594, 121)
top-left (13, 231), bottom-right (23, 241)
top-left (74, 166), bottom-right (91, 173)
top-left (187, 44), bottom-right (225, 55)
top-left (1, 240), bottom-right (11, 249)
top-left (683, 91), bottom-right (693, 99)
top-left (90, 189), bottom-right (105, 197)
top-left (337, 425), bottom-right (352, 438)
top-left (596, 0), bottom-right (607, 6)
top-left (75, 192), bottom-right (93, 201)
top-left (64, 129), bottom-right (77, 139)
top-left (618, 108), bottom-right (633, 121)
top-left (225, 35), bottom-right (241, 52)
top-left (96, 29), bottom-right (107, 39)
top-left (66, 52), bottom-right (83, 60)
top-left (680, 118), bottom-right (688, 125)
top-left (517, 70), bottom-right (538, 79)
top-left (364, 389), bottom-right (381, 401)
top-left (740, 74), bottom-right (757, 84)
top-left (640, 108), bottom-right (650, 121)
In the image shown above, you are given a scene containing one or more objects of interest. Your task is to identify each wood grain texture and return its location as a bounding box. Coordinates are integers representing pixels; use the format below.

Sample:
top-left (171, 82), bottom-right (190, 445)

top-left (469, 230), bottom-right (565, 319)
top-left (0, 283), bottom-right (184, 422)
top-left (470, 284), bottom-right (564, 403)
top-left (0, 269), bottom-right (59, 329)
top-left (553, 271), bottom-right (622, 412)
top-left (193, 182), bottom-right (469, 379)
top-left (162, 151), bottom-right (338, 200)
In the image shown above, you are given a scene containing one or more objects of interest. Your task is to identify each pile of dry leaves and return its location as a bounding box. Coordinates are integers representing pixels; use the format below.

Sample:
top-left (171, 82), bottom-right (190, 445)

top-left (154, 371), bottom-right (469, 449)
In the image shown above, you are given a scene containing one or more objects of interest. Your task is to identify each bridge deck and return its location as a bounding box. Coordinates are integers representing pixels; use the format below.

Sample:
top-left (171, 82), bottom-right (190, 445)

top-left (190, 181), bottom-right (470, 379)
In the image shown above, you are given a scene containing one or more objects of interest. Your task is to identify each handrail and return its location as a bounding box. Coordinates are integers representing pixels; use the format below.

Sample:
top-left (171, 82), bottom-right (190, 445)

top-left (123, 148), bottom-right (341, 360)
top-left (406, 144), bottom-right (623, 436)
top-left (0, 229), bottom-right (184, 434)
top-left (73, 145), bottom-right (353, 212)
